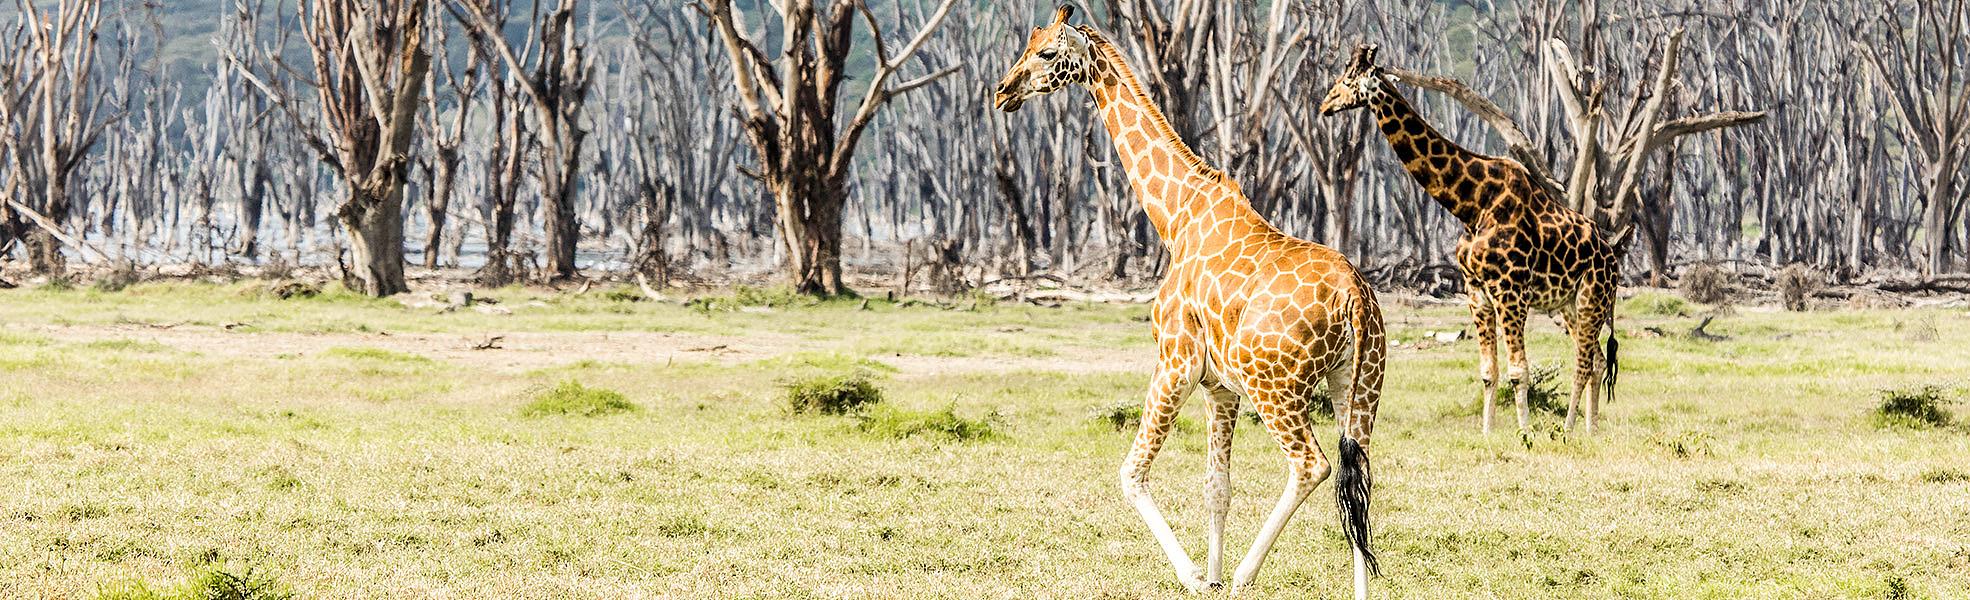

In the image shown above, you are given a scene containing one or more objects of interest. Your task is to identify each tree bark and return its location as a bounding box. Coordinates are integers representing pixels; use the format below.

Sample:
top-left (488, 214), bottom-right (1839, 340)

top-left (341, 187), bottom-right (409, 296)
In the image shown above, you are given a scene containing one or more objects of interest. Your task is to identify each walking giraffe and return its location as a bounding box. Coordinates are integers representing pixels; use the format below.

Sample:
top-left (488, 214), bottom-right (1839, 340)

top-left (994, 8), bottom-right (1385, 597)
top-left (1319, 45), bottom-right (1619, 435)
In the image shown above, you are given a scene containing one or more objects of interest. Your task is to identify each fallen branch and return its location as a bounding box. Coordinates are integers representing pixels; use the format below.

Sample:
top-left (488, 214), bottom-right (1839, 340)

top-left (1688, 315), bottom-right (1728, 341)
top-left (4, 199), bottom-right (112, 263)
top-left (634, 272), bottom-right (669, 303)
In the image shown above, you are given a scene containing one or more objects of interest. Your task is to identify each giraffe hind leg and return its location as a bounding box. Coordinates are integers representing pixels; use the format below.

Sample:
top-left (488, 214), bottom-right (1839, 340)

top-left (1499, 301), bottom-right (1532, 433)
top-left (1232, 384), bottom-right (1330, 591)
top-left (1202, 384), bottom-right (1239, 589)
top-left (1563, 311), bottom-right (1603, 434)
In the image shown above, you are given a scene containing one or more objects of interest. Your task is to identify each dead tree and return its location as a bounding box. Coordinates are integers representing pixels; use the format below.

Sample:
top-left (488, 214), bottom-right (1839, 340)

top-left (1856, 0), bottom-right (1970, 275)
top-left (233, 0), bottom-right (433, 296)
top-left (417, 18), bottom-right (481, 269)
top-left (8, 0), bottom-right (112, 276)
top-left (619, 2), bottom-right (743, 286)
top-left (449, 0), bottom-right (592, 282)
top-left (700, 0), bottom-right (961, 296)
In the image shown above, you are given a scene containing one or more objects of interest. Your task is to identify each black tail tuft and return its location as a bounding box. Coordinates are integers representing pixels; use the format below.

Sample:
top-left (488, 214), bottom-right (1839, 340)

top-left (1603, 335), bottom-right (1619, 404)
top-left (1336, 436), bottom-right (1379, 577)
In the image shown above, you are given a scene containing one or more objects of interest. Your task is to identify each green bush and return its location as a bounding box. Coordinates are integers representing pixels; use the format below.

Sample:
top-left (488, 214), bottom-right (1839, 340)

top-left (1871, 386), bottom-right (1954, 430)
top-left (521, 380), bottom-right (637, 417)
top-left (1090, 398), bottom-right (1142, 432)
top-left (1088, 398), bottom-right (1197, 434)
top-left (1622, 291), bottom-right (1690, 317)
top-left (856, 405), bottom-right (997, 441)
top-left (784, 374), bottom-right (883, 415)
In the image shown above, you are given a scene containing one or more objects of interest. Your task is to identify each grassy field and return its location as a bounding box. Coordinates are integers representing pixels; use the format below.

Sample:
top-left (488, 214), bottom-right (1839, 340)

top-left (1, 281), bottom-right (1967, 599)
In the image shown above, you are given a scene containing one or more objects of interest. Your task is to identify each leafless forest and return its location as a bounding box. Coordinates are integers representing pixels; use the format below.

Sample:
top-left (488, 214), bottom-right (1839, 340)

top-left (0, 0), bottom-right (1966, 297)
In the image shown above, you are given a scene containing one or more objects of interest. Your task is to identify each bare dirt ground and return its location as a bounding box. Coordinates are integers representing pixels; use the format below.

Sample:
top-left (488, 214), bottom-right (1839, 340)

top-left (12, 321), bottom-right (1157, 376)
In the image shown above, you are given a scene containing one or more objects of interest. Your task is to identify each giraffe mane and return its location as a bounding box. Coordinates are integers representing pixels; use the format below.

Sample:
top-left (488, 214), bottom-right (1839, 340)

top-left (1078, 26), bottom-right (1236, 191)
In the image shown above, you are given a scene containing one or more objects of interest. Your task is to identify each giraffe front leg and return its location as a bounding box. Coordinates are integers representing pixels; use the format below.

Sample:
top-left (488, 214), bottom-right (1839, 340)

top-left (1202, 385), bottom-right (1240, 589)
top-left (1469, 295), bottom-right (1500, 434)
top-left (1121, 362), bottom-right (1205, 592)
top-left (1499, 302), bottom-right (1532, 433)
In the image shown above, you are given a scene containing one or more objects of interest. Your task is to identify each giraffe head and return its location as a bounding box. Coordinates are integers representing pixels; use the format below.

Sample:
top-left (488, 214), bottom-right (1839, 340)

top-left (992, 5), bottom-right (1095, 112)
top-left (1318, 44), bottom-right (1384, 116)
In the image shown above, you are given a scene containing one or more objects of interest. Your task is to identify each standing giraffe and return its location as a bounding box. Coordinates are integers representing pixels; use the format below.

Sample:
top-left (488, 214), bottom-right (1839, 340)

top-left (1318, 45), bottom-right (1618, 435)
top-left (994, 8), bottom-right (1386, 597)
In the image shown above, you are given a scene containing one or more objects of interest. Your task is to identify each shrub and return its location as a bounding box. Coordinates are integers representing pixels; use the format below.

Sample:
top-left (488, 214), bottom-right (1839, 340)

top-left (783, 374), bottom-right (883, 415)
top-left (734, 285), bottom-right (803, 307)
top-left (1621, 291), bottom-right (1690, 317)
top-left (1894, 315), bottom-right (1939, 343)
top-left (856, 405), bottom-right (999, 441)
top-left (93, 260), bottom-right (143, 293)
top-left (521, 380), bottom-right (637, 417)
top-left (190, 566), bottom-right (293, 600)
top-left (602, 286), bottom-right (646, 303)
top-left (1921, 468), bottom-right (1969, 483)
top-left (1090, 398), bottom-right (1143, 432)
top-left (1871, 386), bottom-right (1954, 430)
top-left (1678, 262), bottom-right (1731, 305)
top-left (1440, 364), bottom-right (1568, 418)
top-left (1775, 263), bottom-right (1821, 311)
top-left (267, 281), bottom-right (319, 300)
top-left (1088, 398), bottom-right (1197, 434)
top-left (260, 254), bottom-right (295, 281)
top-left (96, 565), bottom-right (293, 600)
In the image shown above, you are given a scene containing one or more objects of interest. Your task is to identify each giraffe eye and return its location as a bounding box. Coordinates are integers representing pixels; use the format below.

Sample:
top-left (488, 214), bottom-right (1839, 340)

top-left (1038, 49), bottom-right (1058, 60)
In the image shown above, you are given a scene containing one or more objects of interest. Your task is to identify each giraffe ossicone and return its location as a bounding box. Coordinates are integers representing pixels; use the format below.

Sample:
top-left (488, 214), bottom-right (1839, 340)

top-left (996, 7), bottom-right (1386, 598)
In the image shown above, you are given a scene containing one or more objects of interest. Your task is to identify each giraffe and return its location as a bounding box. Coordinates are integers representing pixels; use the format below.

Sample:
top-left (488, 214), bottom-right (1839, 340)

top-left (1318, 44), bottom-right (1619, 436)
top-left (994, 8), bottom-right (1386, 597)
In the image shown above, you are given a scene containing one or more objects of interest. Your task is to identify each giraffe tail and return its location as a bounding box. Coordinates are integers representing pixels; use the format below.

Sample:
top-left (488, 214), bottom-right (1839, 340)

top-left (1336, 436), bottom-right (1379, 578)
top-left (1603, 334), bottom-right (1619, 404)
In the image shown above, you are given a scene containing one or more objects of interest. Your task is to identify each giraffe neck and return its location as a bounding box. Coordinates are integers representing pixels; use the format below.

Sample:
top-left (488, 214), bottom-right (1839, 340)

top-left (1365, 76), bottom-right (1489, 223)
top-left (1078, 30), bottom-right (1260, 246)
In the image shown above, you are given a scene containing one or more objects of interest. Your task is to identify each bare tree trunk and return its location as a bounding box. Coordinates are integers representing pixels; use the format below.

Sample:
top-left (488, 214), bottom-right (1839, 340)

top-left (231, 0), bottom-right (431, 296)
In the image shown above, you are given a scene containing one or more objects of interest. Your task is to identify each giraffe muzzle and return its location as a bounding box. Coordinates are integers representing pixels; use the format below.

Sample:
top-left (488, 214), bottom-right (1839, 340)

top-left (993, 86), bottom-right (1026, 112)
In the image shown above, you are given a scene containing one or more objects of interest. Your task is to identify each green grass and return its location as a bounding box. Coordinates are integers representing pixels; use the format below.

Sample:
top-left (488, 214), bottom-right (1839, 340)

top-left (854, 404), bottom-right (1000, 441)
top-left (519, 380), bottom-right (638, 417)
top-left (96, 565), bottom-right (293, 600)
top-left (1, 282), bottom-right (1968, 598)
top-left (1622, 291), bottom-right (1692, 317)
top-left (783, 373), bottom-right (885, 415)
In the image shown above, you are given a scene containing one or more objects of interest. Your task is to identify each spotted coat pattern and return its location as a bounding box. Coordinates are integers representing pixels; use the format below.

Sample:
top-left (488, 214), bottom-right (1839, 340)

top-left (994, 9), bottom-right (1385, 594)
top-left (1320, 45), bottom-right (1618, 434)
